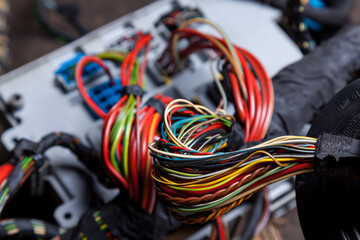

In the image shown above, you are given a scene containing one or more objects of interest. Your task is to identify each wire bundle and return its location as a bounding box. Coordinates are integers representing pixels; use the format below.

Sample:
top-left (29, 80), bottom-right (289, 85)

top-left (161, 18), bottom-right (274, 142)
top-left (75, 51), bottom-right (127, 118)
top-left (85, 34), bottom-right (173, 213)
top-left (0, 132), bottom-right (97, 214)
top-left (0, 218), bottom-right (61, 239)
top-left (286, 0), bottom-right (316, 54)
top-left (150, 99), bottom-right (316, 224)
top-left (0, 156), bottom-right (35, 213)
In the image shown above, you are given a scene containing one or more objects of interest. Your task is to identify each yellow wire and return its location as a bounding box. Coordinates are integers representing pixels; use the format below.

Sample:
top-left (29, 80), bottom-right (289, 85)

top-left (171, 18), bottom-right (248, 100)
top-left (154, 155), bottom-right (305, 190)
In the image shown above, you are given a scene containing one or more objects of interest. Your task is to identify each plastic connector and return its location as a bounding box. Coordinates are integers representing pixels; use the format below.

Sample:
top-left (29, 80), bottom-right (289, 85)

top-left (85, 78), bottom-right (122, 119)
top-left (55, 53), bottom-right (102, 92)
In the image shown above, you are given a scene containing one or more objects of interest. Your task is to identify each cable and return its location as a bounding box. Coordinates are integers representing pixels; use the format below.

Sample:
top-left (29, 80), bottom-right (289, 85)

top-left (254, 186), bottom-right (271, 235)
top-left (99, 33), bottom-right (174, 214)
top-left (215, 217), bottom-right (226, 240)
top-left (286, 0), bottom-right (316, 54)
top-left (0, 218), bottom-right (61, 240)
top-left (0, 156), bottom-right (37, 213)
top-left (241, 191), bottom-right (264, 240)
top-left (159, 18), bottom-right (274, 141)
top-left (75, 52), bottom-right (125, 119)
top-left (0, 132), bottom-right (101, 214)
top-left (149, 99), bottom-right (316, 224)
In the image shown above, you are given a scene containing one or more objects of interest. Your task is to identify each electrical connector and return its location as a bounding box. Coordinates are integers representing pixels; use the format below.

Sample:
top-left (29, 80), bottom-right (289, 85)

top-left (85, 78), bottom-right (122, 118)
top-left (55, 53), bottom-right (102, 92)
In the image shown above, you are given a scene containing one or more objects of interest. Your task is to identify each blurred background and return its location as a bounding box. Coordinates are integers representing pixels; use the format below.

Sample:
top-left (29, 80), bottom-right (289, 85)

top-left (4, 0), bottom-right (360, 72)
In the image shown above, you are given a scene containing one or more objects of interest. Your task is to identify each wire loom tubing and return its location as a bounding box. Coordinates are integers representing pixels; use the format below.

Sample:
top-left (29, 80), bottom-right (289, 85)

top-left (149, 99), bottom-right (316, 224)
top-left (0, 218), bottom-right (62, 240)
top-left (0, 132), bottom-right (98, 215)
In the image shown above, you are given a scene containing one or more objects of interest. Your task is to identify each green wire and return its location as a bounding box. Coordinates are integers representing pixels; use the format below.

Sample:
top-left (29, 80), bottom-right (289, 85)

top-left (110, 102), bottom-right (130, 143)
top-left (109, 95), bottom-right (136, 175)
top-left (175, 163), bottom-right (297, 212)
top-left (121, 96), bottom-right (136, 179)
top-left (110, 116), bottom-right (127, 173)
top-left (160, 165), bottom-right (200, 177)
top-left (4, 222), bottom-right (17, 231)
top-left (21, 157), bottom-right (33, 171)
top-left (105, 46), bottom-right (150, 179)
top-left (0, 187), bottom-right (9, 204)
top-left (97, 52), bottom-right (126, 62)
top-left (177, 115), bottom-right (232, 143)
top-left (178, 115), bottom-right (213, 141)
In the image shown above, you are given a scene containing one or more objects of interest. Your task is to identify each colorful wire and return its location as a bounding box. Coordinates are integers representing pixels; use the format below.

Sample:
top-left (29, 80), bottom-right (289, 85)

top-left (99, 33), bottom-right (173, 213)
top-left (161, 17), bottom-right (274, 141)
top-left (150, 99), bottom-right (316, 224)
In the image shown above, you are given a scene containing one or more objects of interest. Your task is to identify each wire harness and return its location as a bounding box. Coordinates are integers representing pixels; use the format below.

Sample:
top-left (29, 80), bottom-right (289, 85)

top-left (150, 99), bottom-right (316, 224)
top-left (159, 17), bottom-right (274, 141)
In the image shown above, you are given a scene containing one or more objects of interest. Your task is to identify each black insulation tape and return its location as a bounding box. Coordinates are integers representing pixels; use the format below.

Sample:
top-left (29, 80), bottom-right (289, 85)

top-left (267, 25), bottom-right (360, 138)
top-left (146, 97), bottom-right (166, 118)
top-left (13, 139), bottom-right (39, 161)
top-left (227, 122), bottom-right (245, 151)
top-left (315, 134), bottom-right (360, 179)
top-left (316, 134), bottom-right (360, 160)
top-left (59, 192), bottom-right (179, 240)
top-left (121, 85), bottom-right (145, 97)
top-left (12, 132), bottom-right (112, 188)
top-left (0, 218), bottom-right (60, 239)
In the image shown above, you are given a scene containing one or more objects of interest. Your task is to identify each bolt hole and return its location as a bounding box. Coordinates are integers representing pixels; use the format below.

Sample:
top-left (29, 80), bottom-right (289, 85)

top-left (14, 94), bottom-right (21, 101)
top-left (64, 212), bottom-right (72, 220)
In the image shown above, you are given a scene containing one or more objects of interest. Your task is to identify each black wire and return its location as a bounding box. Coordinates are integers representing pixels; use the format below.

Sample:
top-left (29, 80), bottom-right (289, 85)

top-left (287, 0), bottom-right (316, 54)
top-left (241, 191), bottom-right (265, 240)
top-left (303, 0), bottom-right (352, 27)
top-left (35, 132), bottom-right (113, 187)
top-left (0, 132), bottom-right (112, 215)
top-left (261, 0), bottom-right (351, 27)
top-left (0, 218), bottom-right (60, 240)
top-left (220, 62), bottom-right (235, 104)
top-left (188, 128), bottom-right (227, 149)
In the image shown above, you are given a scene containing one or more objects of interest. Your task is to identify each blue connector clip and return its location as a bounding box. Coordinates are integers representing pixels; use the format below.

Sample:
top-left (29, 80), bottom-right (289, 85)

top-left (86, 78), bottom-right (123, 119)
top-left (55, 53), bottom-right (102, 92)
top-left (305, 0), bottom-right (325, 32)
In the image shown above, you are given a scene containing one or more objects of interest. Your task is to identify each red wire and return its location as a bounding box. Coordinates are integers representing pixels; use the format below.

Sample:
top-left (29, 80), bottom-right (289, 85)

top-left (140, 110), bottom-right (153, 210)
top-left (129, 122), bottom-right (139, 202)
top-left (133, 96), bottom-right (142, 203)
top-left (158, 162), bottom-right (313, 199)
top-left (0, 164), bottom-right (14, 184)
top-left (121, 34), bottom-right (152, 86)
top-left (146, 113), bottom-right (161, 213)
top-left (241, 49), bottom-right (274, 139)
top-left (215, 217), bottom-right (226, 240)
top-left (138, 40), bottom-right (152, 86)
top-left (170, 28), bottom-right (273, 141)
top-left (75, 55), bottom-right (115, 119)
top-left (228, 72), bottom-right (250, 136)
top-left (102, 96), bottom-right (129, 190)
top-left (101, 32), bottom-right (168, 214)
top-left (192, 123), bottom-right (226, 140)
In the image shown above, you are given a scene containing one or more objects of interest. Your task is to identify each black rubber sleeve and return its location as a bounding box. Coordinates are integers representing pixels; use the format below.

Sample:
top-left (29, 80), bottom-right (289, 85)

top-left (315, 133), bottom-right (360, 179)
top-left (267, 25), bottom-right (360, 138)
